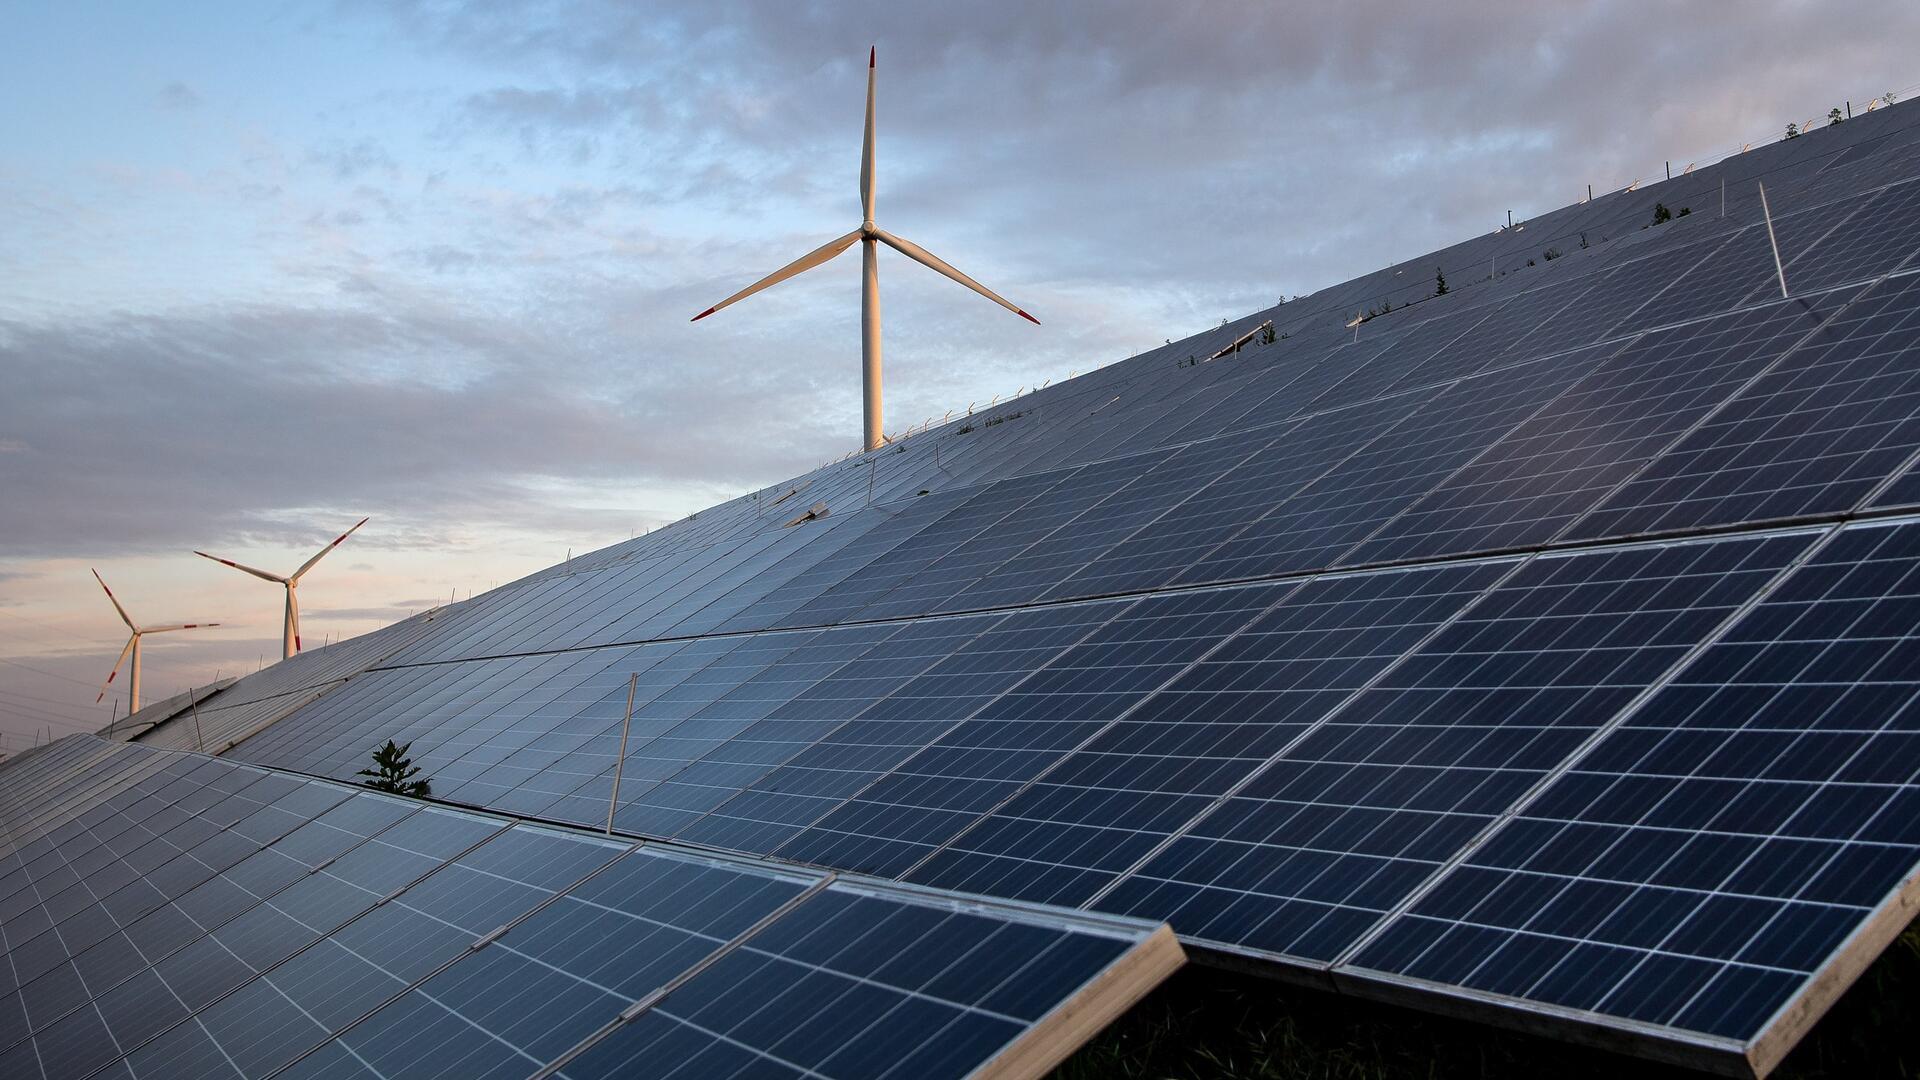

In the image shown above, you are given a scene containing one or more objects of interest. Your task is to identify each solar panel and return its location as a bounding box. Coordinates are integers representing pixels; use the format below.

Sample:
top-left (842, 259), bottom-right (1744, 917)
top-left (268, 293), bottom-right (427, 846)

top-left (1348, 516), bottom-right (1920, 1075)
top-left (0, 740), bottom-right (1180, 1080)
top-left (1180, 343), bottom-right (1614, 583)
top-left (1096, 530), bottom-right (1816, 962)
top-left (907, 560), bottom-right (1513, 908)
top-left (1572, 271), bottom-right (1920, 536)
top-left (1762, 178), bottom-right (1920, 295)
top-left (1347, 288), bottom-right (1862, 566)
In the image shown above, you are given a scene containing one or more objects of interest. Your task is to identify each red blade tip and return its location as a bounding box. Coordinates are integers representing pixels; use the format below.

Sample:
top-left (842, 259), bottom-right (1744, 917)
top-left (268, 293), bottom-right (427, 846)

top-left (869, 46), bottom-right (875, 67)
top-left (1018, 310), bottom-right (1040, 325)
top-left (691, 308), bottom-right (716, 322)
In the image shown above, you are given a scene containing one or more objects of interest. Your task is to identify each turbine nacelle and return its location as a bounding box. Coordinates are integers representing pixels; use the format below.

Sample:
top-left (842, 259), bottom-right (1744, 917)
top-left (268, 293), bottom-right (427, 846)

top-left (691, 47), bottom-right (1040, 451)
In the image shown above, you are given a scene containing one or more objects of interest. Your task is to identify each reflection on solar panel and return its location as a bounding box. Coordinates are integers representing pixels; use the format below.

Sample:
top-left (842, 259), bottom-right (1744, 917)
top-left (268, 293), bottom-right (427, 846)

top-left (0, 739), bottom-right (1181, 1080)
top-left (64, 96), bottom-right (1920, 1075)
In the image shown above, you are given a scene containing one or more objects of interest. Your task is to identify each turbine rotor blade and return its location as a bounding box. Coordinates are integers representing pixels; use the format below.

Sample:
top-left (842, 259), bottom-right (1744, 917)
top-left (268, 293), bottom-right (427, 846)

top-left (872, 229), bottom-right (1040, 324)
top-left (195, 550), bottom-right (287, 584)
top-left (91, 569), bottom-right (136, 630)
top-left (292, 516), bottom-right (368, 582)
top-left (141, 623), bottom-right (220, 633)
top-left (98, 635), bottom-right (135, 703)
top-left (691, 229), bottom-right (863, 321)
top-left (861, 45), bottom-right (876, 222)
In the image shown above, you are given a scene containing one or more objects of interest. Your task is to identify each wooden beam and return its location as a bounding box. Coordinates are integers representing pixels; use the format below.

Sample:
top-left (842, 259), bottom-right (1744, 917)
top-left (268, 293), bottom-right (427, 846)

top-left (974, 923), bottom-right (1186, 1080)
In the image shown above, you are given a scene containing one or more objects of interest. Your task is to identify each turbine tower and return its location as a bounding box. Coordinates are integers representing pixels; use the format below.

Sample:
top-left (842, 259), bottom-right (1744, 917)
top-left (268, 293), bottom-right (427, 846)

top-left (692, 47), bottom-right (1039, 452)
top-left (195, 517), bottom-right (367, 661)
top-left (93, 570), bottom-right (218, 714)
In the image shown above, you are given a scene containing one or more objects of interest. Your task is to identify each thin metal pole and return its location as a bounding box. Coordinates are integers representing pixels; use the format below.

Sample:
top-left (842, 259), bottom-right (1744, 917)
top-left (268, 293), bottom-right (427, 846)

top-left (1720, 177), bottom-right (1726, 218)
top-left (1758, 182), bottom-right (1789, 298)
top-left (106, 698), bottom-right (118, 738)
top-left (606, 673), bottom-right (638, 835)
top-left (189, 686), bottom-right (205, 751)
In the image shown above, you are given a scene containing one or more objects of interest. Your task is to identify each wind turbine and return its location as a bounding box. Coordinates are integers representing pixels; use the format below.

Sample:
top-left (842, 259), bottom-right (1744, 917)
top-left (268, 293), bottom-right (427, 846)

top-left (93, 570), bottom-right (218, 714)
top-left (691, 47), bottom-right (1040, 452)
top-left (194, 517), bottom-right (367, 661)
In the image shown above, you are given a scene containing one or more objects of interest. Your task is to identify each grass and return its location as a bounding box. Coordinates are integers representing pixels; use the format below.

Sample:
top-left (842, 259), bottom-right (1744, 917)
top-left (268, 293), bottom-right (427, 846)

top-left (1051, 925), bottom-right (1920, 1079)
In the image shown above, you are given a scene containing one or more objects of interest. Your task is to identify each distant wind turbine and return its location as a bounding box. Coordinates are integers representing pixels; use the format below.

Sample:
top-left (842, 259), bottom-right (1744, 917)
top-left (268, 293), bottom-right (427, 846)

top-left (92, 570), bottom-right (218, 714)
top-left (195, 517), bottom-right (367, 660)
top-left (691, 47), bottom-right (1040, 452)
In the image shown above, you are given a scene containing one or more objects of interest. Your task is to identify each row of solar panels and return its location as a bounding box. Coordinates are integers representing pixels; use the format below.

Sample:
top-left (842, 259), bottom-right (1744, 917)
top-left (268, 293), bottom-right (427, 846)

top-left (283, 258), bottom-right (1920, 672)
top-left (214, 510), bottom-right (1920, 1075)
top-left (0, 736), bottom-right (1179, 1080)
top-left (105, 98), bottom-right (1920, 1077)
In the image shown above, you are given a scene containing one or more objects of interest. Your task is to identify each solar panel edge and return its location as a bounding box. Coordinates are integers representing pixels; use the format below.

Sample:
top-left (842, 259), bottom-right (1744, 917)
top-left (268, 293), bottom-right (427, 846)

top-left (968, 922), bottom-right (1186, 1080)
top-left (1325, 963), bottom-right (1754, 1078)
top-left (1742, 856), bottom-right (1920, 1078)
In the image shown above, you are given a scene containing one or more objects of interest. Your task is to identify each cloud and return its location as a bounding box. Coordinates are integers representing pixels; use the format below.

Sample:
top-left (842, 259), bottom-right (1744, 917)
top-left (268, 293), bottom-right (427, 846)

top-left (307, 138), bottom-right (400, 181)
top-left (0, 277), bottom-right (854, 558)
top-left (157, 81), bottom-right (201, 110)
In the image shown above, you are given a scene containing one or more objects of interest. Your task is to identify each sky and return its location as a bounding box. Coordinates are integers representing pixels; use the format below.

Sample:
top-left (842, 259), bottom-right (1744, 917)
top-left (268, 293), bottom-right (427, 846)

top-left (2, 0), bottom-right (1916, 752)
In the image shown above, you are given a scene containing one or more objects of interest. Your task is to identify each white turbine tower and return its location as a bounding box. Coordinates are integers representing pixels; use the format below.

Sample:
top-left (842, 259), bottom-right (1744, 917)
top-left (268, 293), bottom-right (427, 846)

top-left (194, 517), bottom-right (367, 661)
top-left (691, 47), bottom-right (1040, 452)
top-left (93, 570), bottom-right (218, 714)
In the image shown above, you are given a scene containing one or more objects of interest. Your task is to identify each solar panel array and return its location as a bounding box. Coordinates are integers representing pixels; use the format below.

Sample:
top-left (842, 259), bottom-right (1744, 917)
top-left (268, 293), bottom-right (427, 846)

top-left (86, 99), bottom-right (1920, 1074)
top-left (0, 737), bottom-right (1180, 1080)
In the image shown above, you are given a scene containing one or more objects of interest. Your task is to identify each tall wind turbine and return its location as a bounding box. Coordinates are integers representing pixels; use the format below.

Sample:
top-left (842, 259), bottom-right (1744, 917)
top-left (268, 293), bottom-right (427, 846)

top-left (195, 517), bottom-right (367, 661)
top-left (691, 47), bottom-right (1040, 452)
top-left (93, 570), bottom-right (218, 714)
